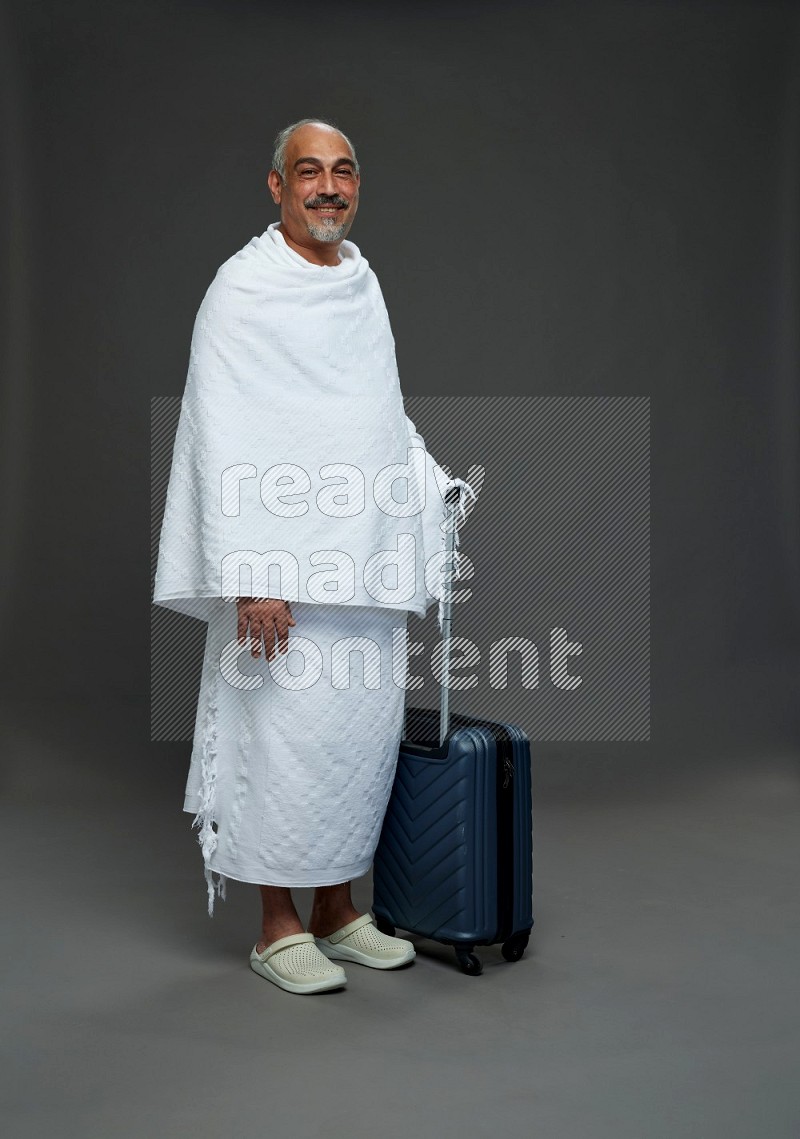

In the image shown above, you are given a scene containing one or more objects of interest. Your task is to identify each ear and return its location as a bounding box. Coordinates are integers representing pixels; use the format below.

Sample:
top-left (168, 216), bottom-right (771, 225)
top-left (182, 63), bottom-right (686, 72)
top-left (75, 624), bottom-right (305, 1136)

top-left (267, 169), bottom-right (282, 205)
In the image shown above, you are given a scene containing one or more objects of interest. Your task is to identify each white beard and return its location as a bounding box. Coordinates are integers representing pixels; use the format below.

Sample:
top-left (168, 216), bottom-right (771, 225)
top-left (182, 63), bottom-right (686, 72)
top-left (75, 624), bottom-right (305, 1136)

top-left (306, 214), bottom-right (348, 242)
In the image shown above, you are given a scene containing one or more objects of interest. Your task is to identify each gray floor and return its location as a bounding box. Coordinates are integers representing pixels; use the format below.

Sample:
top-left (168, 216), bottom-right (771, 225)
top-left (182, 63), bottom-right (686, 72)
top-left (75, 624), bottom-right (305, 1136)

top-left (3, 696), bottom-right (799, 1138)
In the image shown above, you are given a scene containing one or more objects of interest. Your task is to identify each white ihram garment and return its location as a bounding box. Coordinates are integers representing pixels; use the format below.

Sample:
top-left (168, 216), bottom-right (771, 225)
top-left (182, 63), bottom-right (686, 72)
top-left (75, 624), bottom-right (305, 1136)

top-left (152, 222), bottom-right (476, 914)
top-left (152, 221), bottom-right (459, 623)
top-left (183, 600), bottom-right (409, 897)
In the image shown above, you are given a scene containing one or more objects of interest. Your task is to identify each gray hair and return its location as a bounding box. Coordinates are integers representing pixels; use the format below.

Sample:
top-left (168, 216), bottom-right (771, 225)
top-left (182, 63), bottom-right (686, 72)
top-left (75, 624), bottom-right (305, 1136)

top-left (271, 118), bottom-right (360, 181)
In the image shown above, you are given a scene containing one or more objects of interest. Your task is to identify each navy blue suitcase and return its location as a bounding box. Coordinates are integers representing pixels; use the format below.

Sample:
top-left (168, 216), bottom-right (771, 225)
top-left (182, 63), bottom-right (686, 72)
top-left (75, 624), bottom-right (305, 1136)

top-left (371, 486), bottom-right (534, 975)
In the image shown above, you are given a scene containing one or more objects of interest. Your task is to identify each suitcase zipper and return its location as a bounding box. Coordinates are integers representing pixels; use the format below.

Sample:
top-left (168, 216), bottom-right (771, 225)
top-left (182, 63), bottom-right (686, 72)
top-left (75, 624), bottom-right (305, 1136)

top-left (496, 737), bottom-right (515, 942)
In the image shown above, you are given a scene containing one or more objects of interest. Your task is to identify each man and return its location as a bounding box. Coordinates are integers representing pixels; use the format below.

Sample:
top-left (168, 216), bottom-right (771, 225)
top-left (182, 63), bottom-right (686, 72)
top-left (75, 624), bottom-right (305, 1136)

top-left (153, 118), bottom-right (474, 995)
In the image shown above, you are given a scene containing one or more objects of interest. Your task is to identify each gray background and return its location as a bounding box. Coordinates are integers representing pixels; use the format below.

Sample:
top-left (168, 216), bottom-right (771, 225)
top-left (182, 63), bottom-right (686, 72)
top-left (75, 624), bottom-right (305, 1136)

top-left (2, 1), bottom-right (799, 1137)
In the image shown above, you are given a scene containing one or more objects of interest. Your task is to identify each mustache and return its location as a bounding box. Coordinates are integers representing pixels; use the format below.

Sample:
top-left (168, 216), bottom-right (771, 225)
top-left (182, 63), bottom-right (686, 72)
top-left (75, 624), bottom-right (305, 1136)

top-left (306, 197), bottom-right (349, 208)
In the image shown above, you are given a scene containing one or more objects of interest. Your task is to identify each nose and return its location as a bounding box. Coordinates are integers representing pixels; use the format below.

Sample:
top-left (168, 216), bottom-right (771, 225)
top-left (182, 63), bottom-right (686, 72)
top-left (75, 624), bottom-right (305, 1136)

top-left (318, 169), bottom-right (337, 197)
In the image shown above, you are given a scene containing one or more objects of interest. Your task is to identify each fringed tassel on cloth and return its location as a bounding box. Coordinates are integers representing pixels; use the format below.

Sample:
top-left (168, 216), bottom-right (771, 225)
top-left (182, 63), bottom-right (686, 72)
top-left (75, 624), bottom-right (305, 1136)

top-left (191, 659), bottom-right (228, 917)
top-left (437, 476), bottom-right (479, 634)
top-left (203, 864), bottom-right (227, 915)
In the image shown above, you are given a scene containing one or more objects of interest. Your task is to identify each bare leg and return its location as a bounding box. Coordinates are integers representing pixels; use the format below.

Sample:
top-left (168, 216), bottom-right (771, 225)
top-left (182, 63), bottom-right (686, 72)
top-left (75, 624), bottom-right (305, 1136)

top-left (256, 885), bottom-right (305, 952)
top-left (307, 881), bottom-right (362, 939)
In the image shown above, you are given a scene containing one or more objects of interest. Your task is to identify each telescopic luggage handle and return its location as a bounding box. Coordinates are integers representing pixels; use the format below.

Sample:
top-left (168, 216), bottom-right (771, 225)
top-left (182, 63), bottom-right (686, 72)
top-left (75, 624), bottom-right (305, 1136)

top-left (437, 484), bottom-right (460, 744)
top-left (400, 478), bottom-right (475, 748)
top-left (438, 480), bottom-right (475, 744)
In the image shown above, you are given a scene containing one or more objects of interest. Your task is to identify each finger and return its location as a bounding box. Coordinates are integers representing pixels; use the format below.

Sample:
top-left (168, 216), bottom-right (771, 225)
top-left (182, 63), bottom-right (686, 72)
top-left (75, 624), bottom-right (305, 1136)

top-left (251, 617), bottom-right (263, 658)
top-left (276, 616), bottom-right (292, 654)
top-left (237, 608), bottom-right (248, 646)
top-left (265, 617), bottom-right (278, 662)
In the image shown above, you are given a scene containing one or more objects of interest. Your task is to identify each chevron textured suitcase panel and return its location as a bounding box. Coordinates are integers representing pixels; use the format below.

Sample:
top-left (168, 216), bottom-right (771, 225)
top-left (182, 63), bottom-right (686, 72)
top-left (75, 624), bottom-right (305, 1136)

top-left (373, 708), bottom-right (534, 949)
top-left (373, 724), bottom-right (498, 940)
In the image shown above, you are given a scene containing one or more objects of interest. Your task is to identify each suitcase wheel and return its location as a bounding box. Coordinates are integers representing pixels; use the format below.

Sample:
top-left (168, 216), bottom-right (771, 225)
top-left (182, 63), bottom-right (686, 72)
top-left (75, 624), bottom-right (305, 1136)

top-left (501, 931), bottom-right (530, 962)
top-left (374, 914), bottom-right (395, 937)
top-left (455, 948), bottom-right (483, 976)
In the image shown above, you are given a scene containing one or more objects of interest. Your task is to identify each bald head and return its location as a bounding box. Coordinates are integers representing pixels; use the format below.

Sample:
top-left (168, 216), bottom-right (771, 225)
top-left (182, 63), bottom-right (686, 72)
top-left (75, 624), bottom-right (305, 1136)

top-left (271, 118), bottom-right (359, 182)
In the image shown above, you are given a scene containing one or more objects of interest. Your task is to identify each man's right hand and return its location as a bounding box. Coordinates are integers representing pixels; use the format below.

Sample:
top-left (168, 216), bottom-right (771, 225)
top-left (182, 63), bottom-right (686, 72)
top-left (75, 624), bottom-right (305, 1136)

top-left (236, 597), bottom-right (297, 660)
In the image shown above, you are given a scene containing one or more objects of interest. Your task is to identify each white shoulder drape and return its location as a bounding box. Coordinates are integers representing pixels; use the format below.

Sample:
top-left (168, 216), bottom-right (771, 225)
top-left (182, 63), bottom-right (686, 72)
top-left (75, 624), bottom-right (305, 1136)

top-left (153, 223), bottom-right (472, 626)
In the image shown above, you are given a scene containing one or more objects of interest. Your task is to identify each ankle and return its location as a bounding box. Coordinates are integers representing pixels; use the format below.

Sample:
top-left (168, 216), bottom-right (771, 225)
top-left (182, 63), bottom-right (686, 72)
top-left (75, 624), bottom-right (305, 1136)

top-left (258, 918), bottom-right (305, 951)
top-left (307, 906), bottom-right (362, 937)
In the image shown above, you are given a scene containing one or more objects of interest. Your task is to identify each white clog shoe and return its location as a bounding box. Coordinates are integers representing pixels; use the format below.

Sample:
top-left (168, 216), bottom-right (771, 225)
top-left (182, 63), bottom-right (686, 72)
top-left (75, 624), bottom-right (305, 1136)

top-left (250, 932), bottom-right (347, 994)
top-left (314, 913), bottom-right (416, 969)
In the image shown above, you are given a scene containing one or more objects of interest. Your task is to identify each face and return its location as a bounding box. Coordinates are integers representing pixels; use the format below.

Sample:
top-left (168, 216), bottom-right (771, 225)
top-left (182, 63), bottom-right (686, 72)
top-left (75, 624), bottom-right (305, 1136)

top-left (268, 124), bottom-right (360, 247)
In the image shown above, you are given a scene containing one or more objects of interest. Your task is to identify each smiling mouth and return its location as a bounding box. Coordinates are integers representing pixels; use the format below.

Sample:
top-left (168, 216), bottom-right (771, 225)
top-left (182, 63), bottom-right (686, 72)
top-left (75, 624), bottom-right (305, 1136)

top-left (309, 205), bottom-right (346, 213)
